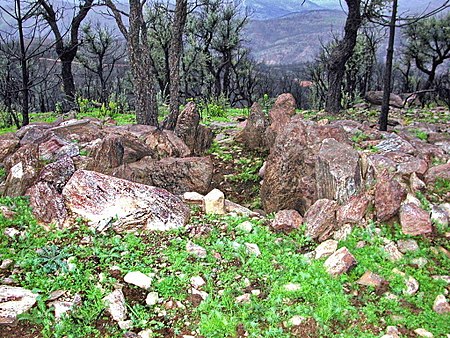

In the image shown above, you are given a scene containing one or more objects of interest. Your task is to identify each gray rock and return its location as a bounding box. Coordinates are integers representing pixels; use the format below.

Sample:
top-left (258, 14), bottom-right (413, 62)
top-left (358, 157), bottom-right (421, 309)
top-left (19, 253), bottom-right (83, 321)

top-left (103, 289), bottom-right (127, 322)
top-left (0, 286), bottom-right (38, 324)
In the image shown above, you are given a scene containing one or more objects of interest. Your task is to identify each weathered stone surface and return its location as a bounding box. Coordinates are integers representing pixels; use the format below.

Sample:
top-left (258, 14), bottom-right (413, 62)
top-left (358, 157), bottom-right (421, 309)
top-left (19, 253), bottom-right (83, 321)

top-left (383, 241), bottom-right (403, 261)
top-left (186, 241), bottom-right (207, 258)
top-left (91, 134), bottom-right (124, 172)
top-left (336, 193), bottom-right (369, 224)
top-left (304, 199), bottom-right (338, 241)
top-left (375, 176), bottom-right (406, 222)
top-left (397, 239), bottom-right (419, 253)
top-left (365, 91), bottom-right (404, 108)
top-left (271, 210), bottom-right (303, 233)
top-left (204, 189), bottom-right (225, 214)
top-left (124, 271), bottom-right (152, 289)
top-left (18, 125), bottom-right (52, 146)
top-left (39, 136), bottom-right (79, 162)
top-left (314, 239), bottom-right (338, 259)
top-left (399, 203), bottom-right (433, 236)
top-left (175, 102), bottom-right (214, 155)
top-left (431, 205), bottom-right (448, 227)
top-left (103, 289), bottom-right (127, 322)
top-left (38, 156), bottom-right (76, 192)
top-left (357, 271), bottom-right (385, 288)
top-left (425, 163), bottom-right (450, 184)
top-left (143, 129), bottom-right (190, 159)
top-left (396, 157), bottom-right (428, 176)
top-left (62, 170), bottom-right (190, 232)
top-left (261, 118), bottom-right (313, 214)
top-left (235, 102), bottom-right (269, 151)
top-left (433, 295), bottom-right (450, 314)
top-left (265, 93), bottom-right (296, 146)
top-left (376, 134), bottom-right (416, 154)
top-left (3, 144), bottom-right (40, 197)
top-left (0, 137), bottom-right (19, 163)
top-left (316, 138), bottom-right (362, 203)
top-left (0, 286), bottom-right (38, 324)
top-left (121, 134), bottom-right (154, 164)
top-left (26, 182), bottom-right (67, 227)
top-left (50, 119), bottom-right (104, 143)
top-left (414, 328), bottom-right (433, 338)
top-left (324, 247), bottom-right (357, 276)
top-left (410, 172), bottom-right (426, 193)
top-left (112, 156), bottom-right (213, 195)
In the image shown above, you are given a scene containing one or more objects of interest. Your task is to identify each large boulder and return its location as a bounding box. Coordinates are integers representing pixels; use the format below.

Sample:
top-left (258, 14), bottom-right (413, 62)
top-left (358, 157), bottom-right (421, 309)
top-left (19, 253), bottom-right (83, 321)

top-left (0, 135), bottom-right (19, 163)
top-left (235, 102), bottom-right (269, 151)
top-left (365, 91), bottom-right (404, 108)
top-left (38, 135), bottom-right (79, 162)
top-left (62, 170), bottom-right (190, 232)
top-left (375, 175), bottom-right (407, 222)
top-left (38, 156), bottom-right (76, 192)
top-left (26, 182), bottom-right (68, 227)
top-left (304, 199), bottom-right (338, 241)
top-left (174, 102), bottom-right (214, 155)
top-left (50, 119), bottom-right (104, 143)
top-left (261, 118), bottom-right (314, 214)
top-left (265, 93), bottom-right (297, 146)
top-left (143, 129), bottom-right (191, 159)
top-left (112, 156), bottom-right (213, 195)
top-left (315, 138), bottom-right (362, 203)
top-left (3, 144), bottom-right (40, 197)
top-left (91, 134), bottom-right (124, 172)
top-left (425, 163), bottom-right (450, 184)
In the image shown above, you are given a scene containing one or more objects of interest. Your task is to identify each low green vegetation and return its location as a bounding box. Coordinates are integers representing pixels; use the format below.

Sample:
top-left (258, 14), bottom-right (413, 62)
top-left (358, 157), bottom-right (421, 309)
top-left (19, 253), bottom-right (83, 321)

top-left (1, 197), bottom-right (449, 337)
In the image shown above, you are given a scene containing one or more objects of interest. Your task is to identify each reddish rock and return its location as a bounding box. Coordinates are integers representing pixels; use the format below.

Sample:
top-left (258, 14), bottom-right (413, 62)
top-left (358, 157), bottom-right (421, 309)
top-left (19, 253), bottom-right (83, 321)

top-left (50, 119), bottom-right (104, 143)
top-left (0, 137), bottom-right (19, 163)
top-left (425, 163), bottom-right (450, 184)
top-left (396, 157), bottom-right (428, 176)
top-left (144, 129), bottom-right (190, 159)
top-left (265, 93), bottom-right (296, 146)
top-left (304, 199), bottom-right (338, 241)
top-left (324, 247), bottom-right (357, 276)
top-left (235, 102), bottom-right (269, 151)
top-left (261, 117), bottom-right (315, 214)
top-left (38, 156), bottom-right (76, 192)
top-left (26, 182), bottom-right (67, 227)
top-left (357, 271), bottom-right (386, 288)
top-left (3, 144), bottom-right (40, 197)
top-left (174, 102), bottom-right (214, 155)
top-left (365, 91), bottom-right (403, 108)
top-left (315, 138), bottom-right (362, 203)
top-left (18, 125), bottom-right (52, 146)
top-left (62, 170), bottom-right (190, 232)
top-left (365, 154), bottom-right (397, 182)
top-left (337, 193), bottom-right (369, 224)
top-left (121, 134), bottom-right (154, 164)
top-left (376, 133), bottom-right (416, 154)
top-left (271, 210), bottom-right (303, 233)
top-left (399, 203), bottom-right (432, 236)
top-left (91, 134), bottom-right (124, 172)
top-left (433, 295), bottom-right (450, 314)
top-left (111, 156), bottom-right (213, 195)
top-left (39, 135), bottom-right (79, 161)
top-left (375, 176), bottom-right (406, 222)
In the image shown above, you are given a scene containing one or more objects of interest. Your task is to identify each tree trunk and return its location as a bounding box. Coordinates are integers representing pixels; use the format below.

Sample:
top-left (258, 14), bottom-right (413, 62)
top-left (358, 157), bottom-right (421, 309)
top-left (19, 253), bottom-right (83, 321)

top-left (164, 0), bottom-right (188, 130)
top-left (379, 0), bottom-right (398, 131)
top-left (61, 59), bottom-right (76, 111)
top-left (17, 0), bottom-right (29, 126)
top-left (325, 0), bottom-right (362, 114)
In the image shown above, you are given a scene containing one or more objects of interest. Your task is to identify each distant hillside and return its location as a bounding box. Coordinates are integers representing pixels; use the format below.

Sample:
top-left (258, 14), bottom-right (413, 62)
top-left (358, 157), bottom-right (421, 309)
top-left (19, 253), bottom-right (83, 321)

top-left (245, 10), bottom-right (346, 65)
top-left (243, 0), bottom-right (324, 19)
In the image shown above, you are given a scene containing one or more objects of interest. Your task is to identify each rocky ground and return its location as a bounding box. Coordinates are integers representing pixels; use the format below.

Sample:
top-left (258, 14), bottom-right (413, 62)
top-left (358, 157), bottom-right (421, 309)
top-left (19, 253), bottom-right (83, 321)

top-left (0, 96), bottom-right (449, 337)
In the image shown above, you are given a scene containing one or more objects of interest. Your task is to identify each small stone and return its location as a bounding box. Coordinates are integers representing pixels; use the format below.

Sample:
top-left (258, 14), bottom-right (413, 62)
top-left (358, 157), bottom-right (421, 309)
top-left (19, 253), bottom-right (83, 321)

top-left (383, 241), bottom-right (404, 261)
top-left (432, 275), bottom-right (450, 284)
top-left (397, 239), bottom-right (419, 253)
top-left (433, 295), bottom-right (450, 314)
top-left (289, 315), bottom-right (306, 326)
top-left (244, 243), bottom-right (261, 256)
top-left (4, 228), bottom-right (21, 238)
top-left (400, 203), bottom-right (433, 236)
top-left (124, 271), bottom-right (152, 289)
top-left (251, 289), bottom-right (261, 296)
top-left (0, 259), bottom-right (13, 270)
top-left (333, 224), bottom-right (353, 241)
top-left (414, 328), bottom-right (433, 337)
top-left (431, 205), bottom-right (448, 227)
top-left (145, 292), bottom-right (159, 306)
top-left (386, 326), bottom-right (400, 338)
top-left (314, 240), bottom-right (338, 259)
top-left (103, 289), bottom-right (127, 322)
top-left (271, 210), bottom-right (303, 233)
top-left (204, 189), bottom-right (226, 214)
top-left (0, 286), bottom-right (38, 324)
top-left (410, 172), bottom-right (426, 193)
top-left (236, 221), bottom-right (253, 233)
top-left (186, 241), bottom-right (207, 258)
top-left (411, 257), bottom-right (428, 268)
top-left (191, 288), bottom-right (208, 300)
top-left (48, 290), bottom-right (66, 302)
top-left (190, 276), bottom-right (206, 288)
top-left (324, 247), bottom-right (357, 276)
top-left (183, 191), bottom-right (204, 204)
top-left (119, 320), bottom-right (133, 330)
top-left (138, 329), bottom-right (153, 338)
top-left (284, 283), bottom-right (301, 292)
top-left (357, 271), bottom-right (385, 288)
top-left (235, 294), bottom-right (251, 303)
top-left (356, 241), bottom-right (366, 248)
top-left (404, 276), bottom-right (420, 295)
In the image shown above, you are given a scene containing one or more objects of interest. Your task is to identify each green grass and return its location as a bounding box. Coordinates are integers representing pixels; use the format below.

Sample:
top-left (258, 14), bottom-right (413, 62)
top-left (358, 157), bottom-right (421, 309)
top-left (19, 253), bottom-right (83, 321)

top-left (1, 197), bottom-right (449, 337)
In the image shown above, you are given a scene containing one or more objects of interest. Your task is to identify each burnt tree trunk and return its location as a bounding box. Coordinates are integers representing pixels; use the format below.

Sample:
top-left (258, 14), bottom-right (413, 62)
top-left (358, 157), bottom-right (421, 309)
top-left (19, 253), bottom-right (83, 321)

top-left (17, 0), bottom-right (30, 126)
top-left (164, 0), bottom-right (188, 130)
top-left (325, 0), bottom-right (362, 114)
top-left (379, 0), bottom-right (398, 131)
